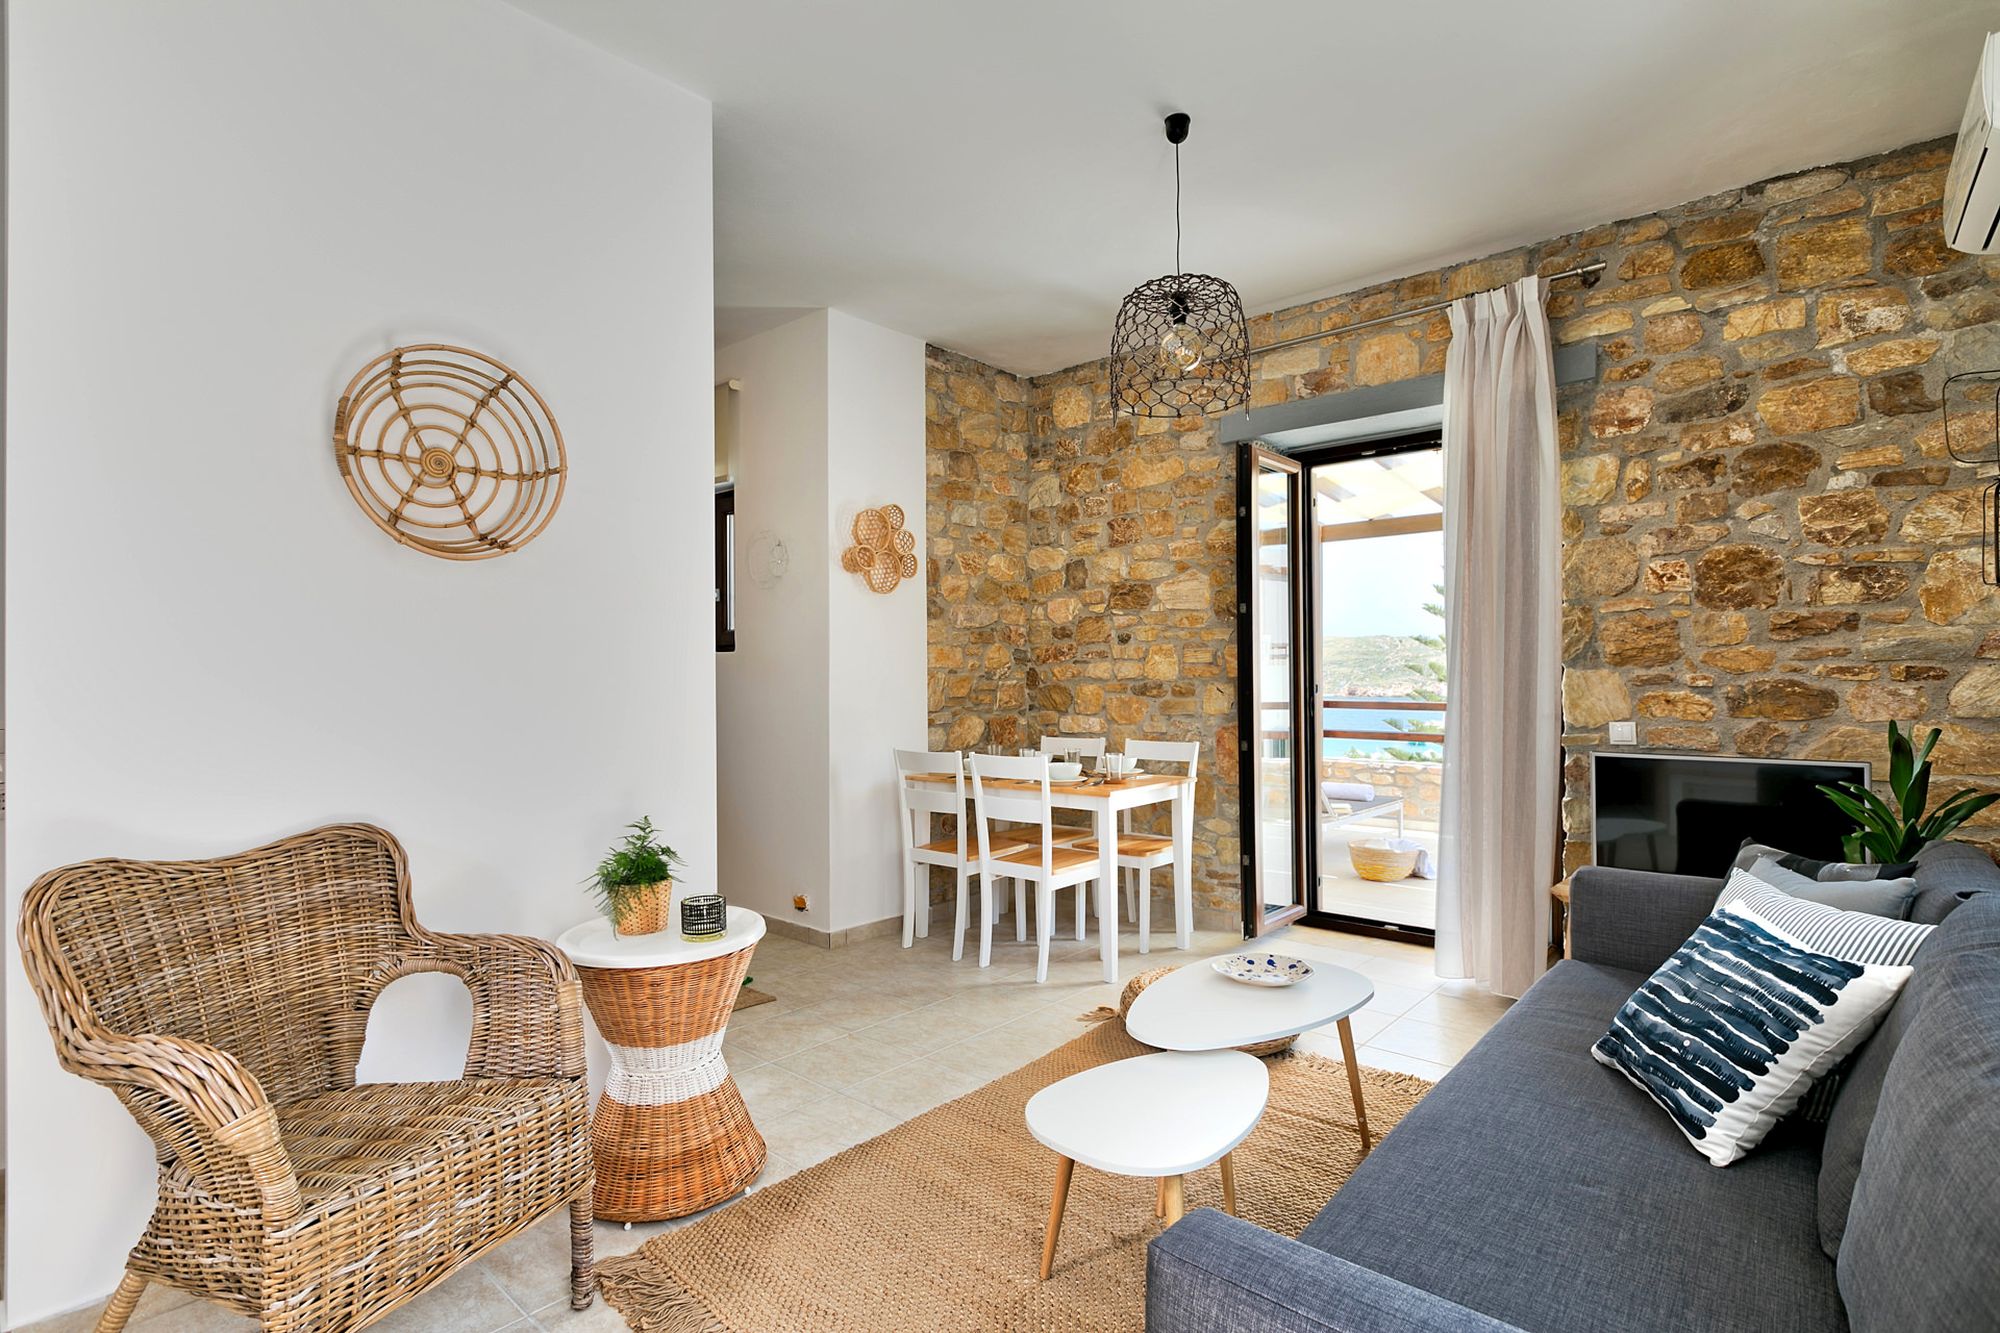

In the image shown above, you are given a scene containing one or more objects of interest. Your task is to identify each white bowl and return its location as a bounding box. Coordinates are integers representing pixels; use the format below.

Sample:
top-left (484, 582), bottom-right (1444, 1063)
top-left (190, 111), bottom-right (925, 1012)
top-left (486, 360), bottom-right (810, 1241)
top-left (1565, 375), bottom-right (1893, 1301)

top-left (1211, 952), bottom-right (1314, 987)
top-left (1049, 761), bottom-right (1084, 782)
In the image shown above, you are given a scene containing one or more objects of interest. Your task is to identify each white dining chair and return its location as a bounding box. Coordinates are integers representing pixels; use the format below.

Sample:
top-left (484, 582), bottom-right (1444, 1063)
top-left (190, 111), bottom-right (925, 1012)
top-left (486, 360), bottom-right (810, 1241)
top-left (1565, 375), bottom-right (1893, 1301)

top-left (1038, 735), bottom-right (1108, 760)
top-left (969, 752), bottom-right (1101, 982)
top-left (1038, 736), bottom-right (1105, 845)
top-left (894, 749), bottom-right (1037, 958)
top-left (1074, 738), bottom-right (1199, 954)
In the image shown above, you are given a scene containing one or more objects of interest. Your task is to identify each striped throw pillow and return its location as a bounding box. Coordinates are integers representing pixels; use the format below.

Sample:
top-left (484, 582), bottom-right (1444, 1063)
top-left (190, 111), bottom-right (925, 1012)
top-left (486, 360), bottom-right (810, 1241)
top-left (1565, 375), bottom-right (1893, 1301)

top-left (1714, 870), bottom-right (1931, 964)
top-left (1592, 877), bottom-right (1930, 1166)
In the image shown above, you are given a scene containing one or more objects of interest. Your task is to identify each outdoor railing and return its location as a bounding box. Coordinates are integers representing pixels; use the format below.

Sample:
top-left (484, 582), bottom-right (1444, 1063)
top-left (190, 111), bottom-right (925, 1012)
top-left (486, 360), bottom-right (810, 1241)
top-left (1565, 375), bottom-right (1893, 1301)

top-left (1255, 699), bottom-right (1446, 748)
top-left (1319, 698), bottom-right (1444, 748)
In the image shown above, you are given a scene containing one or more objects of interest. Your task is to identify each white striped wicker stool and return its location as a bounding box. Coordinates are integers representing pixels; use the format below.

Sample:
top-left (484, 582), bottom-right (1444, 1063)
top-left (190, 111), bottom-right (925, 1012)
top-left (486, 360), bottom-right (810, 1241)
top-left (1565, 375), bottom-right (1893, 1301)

top-left (558, 907), bottom-right (768, 1221)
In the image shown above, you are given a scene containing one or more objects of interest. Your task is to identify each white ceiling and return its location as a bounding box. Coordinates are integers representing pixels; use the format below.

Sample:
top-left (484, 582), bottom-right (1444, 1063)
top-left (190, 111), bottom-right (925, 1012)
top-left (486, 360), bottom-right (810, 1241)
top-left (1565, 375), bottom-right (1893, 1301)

top-left (511, 0), bottom-right (1994, 377)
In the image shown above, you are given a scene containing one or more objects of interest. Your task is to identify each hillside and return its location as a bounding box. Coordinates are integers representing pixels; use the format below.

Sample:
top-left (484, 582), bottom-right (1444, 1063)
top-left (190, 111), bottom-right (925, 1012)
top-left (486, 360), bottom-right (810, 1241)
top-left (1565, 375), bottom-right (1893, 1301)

top-left (1321, 634), bottom-right (1445, 698)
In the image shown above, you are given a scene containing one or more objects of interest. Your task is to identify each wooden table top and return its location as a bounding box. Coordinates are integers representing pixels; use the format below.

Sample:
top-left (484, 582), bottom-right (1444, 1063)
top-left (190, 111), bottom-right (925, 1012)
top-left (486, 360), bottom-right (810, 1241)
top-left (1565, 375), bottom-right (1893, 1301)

top-left (905, 771), bottom-right (1191, 793)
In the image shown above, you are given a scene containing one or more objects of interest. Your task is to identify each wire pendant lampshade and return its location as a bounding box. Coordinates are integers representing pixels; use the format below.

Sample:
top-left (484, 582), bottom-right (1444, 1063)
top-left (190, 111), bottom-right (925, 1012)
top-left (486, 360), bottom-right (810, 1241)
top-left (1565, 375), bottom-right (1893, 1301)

top-left (1111, 112), bottom-right (1250, 418)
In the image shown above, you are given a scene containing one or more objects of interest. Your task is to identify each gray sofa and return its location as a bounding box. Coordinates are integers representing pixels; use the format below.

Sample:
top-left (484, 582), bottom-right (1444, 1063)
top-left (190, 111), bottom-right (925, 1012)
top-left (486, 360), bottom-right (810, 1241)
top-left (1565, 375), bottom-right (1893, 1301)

top-left (1147, 841), bottom-right (2000, 1333)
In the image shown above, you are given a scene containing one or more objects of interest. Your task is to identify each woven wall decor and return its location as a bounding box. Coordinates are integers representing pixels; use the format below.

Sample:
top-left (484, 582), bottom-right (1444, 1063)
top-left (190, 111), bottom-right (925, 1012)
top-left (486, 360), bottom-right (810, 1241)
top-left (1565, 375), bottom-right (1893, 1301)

top-left (333, 344), bottom-right (566, 560)
top-left (841, 504), bottom-right (918, 594)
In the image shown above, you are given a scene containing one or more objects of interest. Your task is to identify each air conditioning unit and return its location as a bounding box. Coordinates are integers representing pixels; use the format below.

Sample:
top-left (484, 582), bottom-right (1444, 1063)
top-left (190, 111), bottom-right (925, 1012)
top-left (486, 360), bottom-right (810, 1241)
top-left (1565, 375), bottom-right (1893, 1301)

top-left (1945, 31), bottom-right (2000, 254)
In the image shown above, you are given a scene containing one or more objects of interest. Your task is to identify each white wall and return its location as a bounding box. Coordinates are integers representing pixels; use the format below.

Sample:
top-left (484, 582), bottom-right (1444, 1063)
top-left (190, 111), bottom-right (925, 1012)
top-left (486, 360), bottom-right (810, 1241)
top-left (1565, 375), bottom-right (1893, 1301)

top-left (825, 312), bottom-right (927, 933)
top-left (716, 312), bottom-right (832, 931)
top-left (3, 2), bottom-right (714, 1324)
top-left (716, 311), bottom-right (924, 937)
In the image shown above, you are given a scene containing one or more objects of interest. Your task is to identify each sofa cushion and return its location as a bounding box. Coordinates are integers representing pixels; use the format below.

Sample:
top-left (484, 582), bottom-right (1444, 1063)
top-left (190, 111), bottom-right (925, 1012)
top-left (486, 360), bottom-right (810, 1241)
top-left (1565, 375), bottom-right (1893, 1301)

top-left (1743, 856), bottom-right (1918, 919)
top-left (1300, 961), bottom-right (1842, 1333)
top-left (1819, 889), bottom-right (2000, 1256)
top-left (1836, 946), bottom-right (2000, 1331)
top-left (1905, 839), bottom-right (2000, 926)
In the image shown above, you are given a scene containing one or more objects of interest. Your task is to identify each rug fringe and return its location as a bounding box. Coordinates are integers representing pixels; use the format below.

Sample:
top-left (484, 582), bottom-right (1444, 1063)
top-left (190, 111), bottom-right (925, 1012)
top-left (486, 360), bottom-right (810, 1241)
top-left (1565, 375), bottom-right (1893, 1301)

top-left (1078, 1005), bottom-right (1118, 1023)
top-left (599, 1253), bottom-right (728, 1333)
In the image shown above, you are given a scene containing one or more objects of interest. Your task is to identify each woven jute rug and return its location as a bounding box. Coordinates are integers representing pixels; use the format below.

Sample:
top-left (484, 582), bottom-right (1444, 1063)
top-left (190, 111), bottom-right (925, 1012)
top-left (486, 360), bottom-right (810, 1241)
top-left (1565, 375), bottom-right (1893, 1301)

top-left (597, 1018), bottom-right (1433, 1332)
top-left (733, 986), bottom-right (775, 1012)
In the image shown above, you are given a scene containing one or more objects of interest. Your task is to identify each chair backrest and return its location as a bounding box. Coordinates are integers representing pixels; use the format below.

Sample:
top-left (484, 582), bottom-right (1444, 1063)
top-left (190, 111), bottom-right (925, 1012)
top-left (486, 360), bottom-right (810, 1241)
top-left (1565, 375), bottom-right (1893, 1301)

top-left (19, 823), bottom-right (419, 1106)
top-left (969, 752), bottom-right (1053, 867)
top-left (894, 747), bottom-right (967, 862)
top-left (1039, 735), bottom-right (1107, 759)
top-left (1127, 738), bottom-right (1201, 778)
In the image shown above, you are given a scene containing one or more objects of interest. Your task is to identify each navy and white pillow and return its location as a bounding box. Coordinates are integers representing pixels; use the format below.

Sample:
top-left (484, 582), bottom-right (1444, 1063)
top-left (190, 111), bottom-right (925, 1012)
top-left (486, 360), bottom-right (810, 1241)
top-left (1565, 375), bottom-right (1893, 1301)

top-left (1592, 871), bottom-right (1931, 1166)
top-left (1684, 869), bottom-right (1930, 1091)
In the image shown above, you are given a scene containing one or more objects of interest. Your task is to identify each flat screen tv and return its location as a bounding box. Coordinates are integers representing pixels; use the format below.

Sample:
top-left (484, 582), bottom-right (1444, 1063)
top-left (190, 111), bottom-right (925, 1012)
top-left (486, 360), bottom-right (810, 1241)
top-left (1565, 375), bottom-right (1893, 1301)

top-left (1589, 752), bottom-right (1872, 878)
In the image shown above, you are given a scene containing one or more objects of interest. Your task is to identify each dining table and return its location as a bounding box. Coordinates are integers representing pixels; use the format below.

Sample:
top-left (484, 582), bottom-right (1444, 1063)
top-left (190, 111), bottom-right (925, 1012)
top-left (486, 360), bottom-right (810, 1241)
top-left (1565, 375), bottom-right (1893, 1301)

top-left (905, 767), bottom-right (1194, 985)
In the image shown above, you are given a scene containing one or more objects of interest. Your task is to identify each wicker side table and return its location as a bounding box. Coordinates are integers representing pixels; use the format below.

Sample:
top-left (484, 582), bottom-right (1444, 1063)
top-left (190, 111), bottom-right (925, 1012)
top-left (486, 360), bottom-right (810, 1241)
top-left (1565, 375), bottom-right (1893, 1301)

top-left (557, 907), bottom-right (768, 1221)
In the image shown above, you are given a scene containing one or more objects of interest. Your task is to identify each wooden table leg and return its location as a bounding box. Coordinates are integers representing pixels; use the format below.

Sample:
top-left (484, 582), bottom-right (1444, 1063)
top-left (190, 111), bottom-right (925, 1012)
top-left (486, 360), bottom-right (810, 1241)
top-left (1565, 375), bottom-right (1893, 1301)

top-left (1155, 1176), bottom-right (1166, 1218)
top-left (1219, 1152), bottom-right (1237, 1217)
top-left (1162, 1174), bottom-right (1186, 1225)
top-left (1336, 1015), bottom-right (1373, 1153)
top-left (1040, 1156), bottom-right (1075, 1281)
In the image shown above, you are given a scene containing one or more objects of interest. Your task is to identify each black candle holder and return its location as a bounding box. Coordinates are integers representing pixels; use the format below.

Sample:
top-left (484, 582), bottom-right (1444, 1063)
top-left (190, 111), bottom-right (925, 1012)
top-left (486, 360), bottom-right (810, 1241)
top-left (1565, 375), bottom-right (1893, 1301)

top-left (680, 893), bottom-right (727, 942)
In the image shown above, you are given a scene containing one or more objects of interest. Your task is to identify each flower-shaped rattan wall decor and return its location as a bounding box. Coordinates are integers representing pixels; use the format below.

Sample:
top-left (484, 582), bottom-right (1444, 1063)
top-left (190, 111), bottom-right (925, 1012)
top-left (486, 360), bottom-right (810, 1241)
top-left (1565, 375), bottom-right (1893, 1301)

top-left (332, 343), bottom-right (566, 560)
top-left (841, 504), bottom-right (918, 594)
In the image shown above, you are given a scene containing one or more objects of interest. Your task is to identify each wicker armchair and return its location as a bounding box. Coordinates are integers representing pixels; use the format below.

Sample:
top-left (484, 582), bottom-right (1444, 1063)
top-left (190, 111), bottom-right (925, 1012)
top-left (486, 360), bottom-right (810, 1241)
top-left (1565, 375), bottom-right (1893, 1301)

top-left (19, 823), bottom-right (596, 1332)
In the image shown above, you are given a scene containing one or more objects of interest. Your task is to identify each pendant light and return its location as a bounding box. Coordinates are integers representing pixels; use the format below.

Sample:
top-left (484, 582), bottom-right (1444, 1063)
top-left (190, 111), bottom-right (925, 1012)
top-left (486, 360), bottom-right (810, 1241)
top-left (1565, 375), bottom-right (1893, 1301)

top-left (1110, 112), bottom-right (1250, 418)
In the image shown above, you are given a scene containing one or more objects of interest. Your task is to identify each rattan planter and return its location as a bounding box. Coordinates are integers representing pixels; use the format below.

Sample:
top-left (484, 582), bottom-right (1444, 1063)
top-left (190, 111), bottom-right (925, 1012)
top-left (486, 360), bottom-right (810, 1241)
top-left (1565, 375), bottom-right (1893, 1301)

top-left (612, 880), bottom-right (673, 936)
top-left (1348, 840), bottom-right (1419, 882)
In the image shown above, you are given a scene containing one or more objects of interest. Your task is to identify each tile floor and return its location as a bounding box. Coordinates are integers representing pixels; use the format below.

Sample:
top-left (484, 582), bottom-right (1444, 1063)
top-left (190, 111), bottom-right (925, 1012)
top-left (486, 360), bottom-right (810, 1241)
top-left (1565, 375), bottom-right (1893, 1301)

top-left (26, 916), bottom-right (1509, 1333)
top-left (1317, 824), bottom-right (1442, 930)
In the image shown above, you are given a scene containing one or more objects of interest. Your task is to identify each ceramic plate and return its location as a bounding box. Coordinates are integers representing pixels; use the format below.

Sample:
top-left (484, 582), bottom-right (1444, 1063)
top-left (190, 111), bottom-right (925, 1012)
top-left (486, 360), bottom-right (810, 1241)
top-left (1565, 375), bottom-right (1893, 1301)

top-left (1211, 952), bottom-right (1314, 987)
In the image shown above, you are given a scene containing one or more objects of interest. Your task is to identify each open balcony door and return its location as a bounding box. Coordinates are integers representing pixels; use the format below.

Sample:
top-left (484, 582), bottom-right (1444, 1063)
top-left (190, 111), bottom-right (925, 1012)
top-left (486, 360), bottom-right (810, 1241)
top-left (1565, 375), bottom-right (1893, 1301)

top-left (1237, 443), bottom-right (1309, 937)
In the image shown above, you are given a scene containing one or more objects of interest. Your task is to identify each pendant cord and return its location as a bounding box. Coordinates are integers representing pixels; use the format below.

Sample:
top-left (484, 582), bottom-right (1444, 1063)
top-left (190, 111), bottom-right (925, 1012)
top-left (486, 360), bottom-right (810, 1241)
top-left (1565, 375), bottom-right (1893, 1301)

top-left (1173, 143), bottom-right (1183, 276)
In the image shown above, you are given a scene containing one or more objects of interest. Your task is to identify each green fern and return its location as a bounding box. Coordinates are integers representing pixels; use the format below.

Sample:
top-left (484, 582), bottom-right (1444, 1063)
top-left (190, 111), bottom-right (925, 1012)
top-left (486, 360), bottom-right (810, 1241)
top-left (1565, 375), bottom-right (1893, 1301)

top-left (586, 817), bottom-right (686, 918)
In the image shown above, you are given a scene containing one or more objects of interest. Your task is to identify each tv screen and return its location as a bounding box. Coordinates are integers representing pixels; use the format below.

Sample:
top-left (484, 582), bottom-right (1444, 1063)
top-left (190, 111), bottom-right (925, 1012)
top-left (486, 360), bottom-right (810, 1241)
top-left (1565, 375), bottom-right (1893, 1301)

top-left (1590, 752), bottom-right (1871, 878)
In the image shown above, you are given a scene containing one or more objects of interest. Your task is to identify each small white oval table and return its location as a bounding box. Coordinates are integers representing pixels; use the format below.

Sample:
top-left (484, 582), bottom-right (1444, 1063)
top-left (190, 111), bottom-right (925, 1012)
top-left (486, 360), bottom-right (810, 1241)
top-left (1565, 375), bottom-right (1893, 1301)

top-left (556, 906), bottom-right (767, 1222)
top-left (1024, 1050), bottom-right (1268, 1280)
top-left (1126, 957), bottom-right (1377, 1151)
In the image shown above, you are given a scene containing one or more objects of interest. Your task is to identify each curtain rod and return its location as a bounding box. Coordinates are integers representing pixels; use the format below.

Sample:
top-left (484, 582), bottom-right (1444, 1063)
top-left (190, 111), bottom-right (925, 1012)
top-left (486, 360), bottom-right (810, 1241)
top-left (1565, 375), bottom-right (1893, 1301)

top-left (1248, 261), bottom-right (1607, 358)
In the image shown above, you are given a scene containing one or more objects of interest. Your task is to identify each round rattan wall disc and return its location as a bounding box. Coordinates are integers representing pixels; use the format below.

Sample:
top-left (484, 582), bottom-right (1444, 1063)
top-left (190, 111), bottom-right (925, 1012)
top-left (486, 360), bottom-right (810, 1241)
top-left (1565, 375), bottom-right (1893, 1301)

top-left (332, 344), bottom-right (566, 560)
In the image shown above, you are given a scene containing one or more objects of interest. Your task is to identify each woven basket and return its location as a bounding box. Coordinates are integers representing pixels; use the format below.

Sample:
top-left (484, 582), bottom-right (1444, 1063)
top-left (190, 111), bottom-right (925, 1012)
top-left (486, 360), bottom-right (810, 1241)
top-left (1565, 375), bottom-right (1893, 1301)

top-left (577, 943), bottom-right (765, 1220)
top-left (1348, 841), bottom-right (1418, 882)
top-left (612, 880), bottom-right (673, 936)
top-left (1119, 966), bottom-right (1295, 1058)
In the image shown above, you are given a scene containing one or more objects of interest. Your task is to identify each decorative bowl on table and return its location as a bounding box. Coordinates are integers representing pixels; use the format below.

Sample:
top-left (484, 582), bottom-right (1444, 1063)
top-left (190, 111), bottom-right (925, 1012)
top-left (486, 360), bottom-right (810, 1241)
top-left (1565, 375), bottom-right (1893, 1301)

top-left (1049, 761), bottom-right (1084, 782)
top-left (1212, 953), bottom-right (1314, 987)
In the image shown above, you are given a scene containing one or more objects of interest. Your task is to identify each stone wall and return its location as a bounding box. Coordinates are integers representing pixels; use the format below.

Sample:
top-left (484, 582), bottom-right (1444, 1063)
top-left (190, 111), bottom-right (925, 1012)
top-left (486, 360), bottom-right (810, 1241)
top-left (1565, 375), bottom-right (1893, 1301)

top-left (1321, 756), bottom-right (1443, 828)
top-left (927, 134), bottom-right (2000, 927)
top-left (925, 346), bottom-right (1034, 752)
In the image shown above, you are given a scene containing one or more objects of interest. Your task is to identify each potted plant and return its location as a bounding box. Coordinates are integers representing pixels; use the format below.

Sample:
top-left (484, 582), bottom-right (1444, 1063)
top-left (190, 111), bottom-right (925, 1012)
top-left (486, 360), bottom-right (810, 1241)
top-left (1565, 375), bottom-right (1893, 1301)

top-left (588, 817), bottom-right (686, 936)
top-left (1817, 722), bottom-right (1999, 863)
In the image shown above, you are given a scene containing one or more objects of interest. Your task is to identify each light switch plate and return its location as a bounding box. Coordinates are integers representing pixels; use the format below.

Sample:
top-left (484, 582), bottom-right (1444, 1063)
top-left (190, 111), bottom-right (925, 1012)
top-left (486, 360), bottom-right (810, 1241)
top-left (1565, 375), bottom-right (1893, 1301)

top-left (1608, 721), bottom-right (1637, 745)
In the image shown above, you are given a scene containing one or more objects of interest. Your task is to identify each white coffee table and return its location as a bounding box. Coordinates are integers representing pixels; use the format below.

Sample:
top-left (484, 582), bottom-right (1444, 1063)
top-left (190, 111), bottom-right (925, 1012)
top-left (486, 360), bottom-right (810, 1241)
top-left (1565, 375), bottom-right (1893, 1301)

top-left (1024, 1050), bottom-right (1267, 1280)
top-left (1125, 956), bottom-right (1377, 1151)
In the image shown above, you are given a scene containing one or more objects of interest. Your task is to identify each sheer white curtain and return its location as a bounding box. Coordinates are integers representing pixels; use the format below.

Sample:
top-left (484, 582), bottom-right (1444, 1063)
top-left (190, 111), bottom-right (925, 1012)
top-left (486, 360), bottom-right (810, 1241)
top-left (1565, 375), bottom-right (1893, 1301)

top-left (1434, 275), bottom-right (1560, 998)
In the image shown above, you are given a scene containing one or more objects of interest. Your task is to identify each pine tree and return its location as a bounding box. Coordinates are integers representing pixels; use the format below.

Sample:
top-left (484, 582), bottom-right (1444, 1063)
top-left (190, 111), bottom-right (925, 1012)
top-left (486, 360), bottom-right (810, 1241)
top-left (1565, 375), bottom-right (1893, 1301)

top-left (1381, 582), bottom-right (1445, 763)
